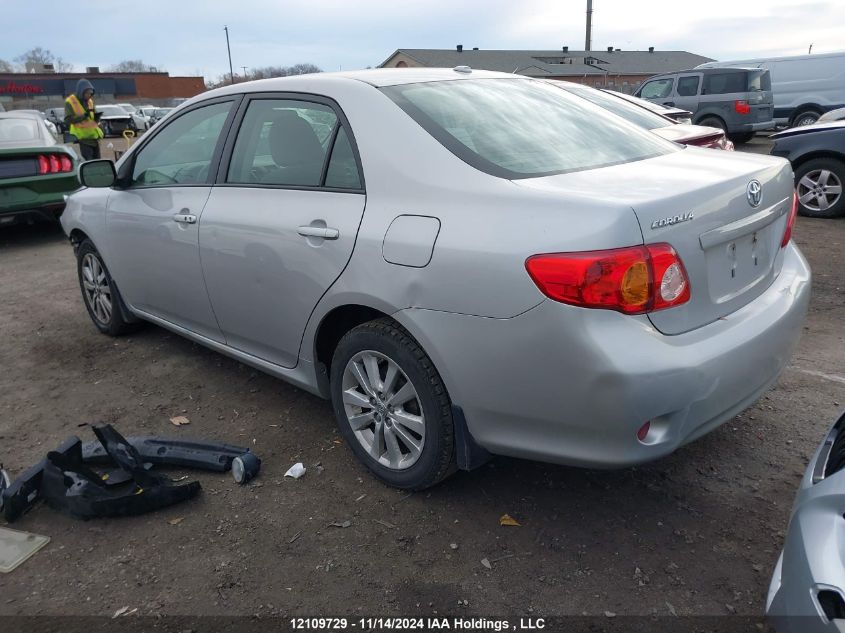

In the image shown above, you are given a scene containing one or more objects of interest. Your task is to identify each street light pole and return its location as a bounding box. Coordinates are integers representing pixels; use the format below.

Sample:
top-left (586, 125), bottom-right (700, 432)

top-left (224, 26), bottom-right (234, 85)
top-left (241, 66), bottom-right (248, 79)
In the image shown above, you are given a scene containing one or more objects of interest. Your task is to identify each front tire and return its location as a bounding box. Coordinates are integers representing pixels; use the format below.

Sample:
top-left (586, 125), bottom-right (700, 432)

top-left (76, 240), bottom-right (139, 336)
top-left (330, 318), bottom-right (456, 489)
top-left (794, 158), bottom-right (845, 218)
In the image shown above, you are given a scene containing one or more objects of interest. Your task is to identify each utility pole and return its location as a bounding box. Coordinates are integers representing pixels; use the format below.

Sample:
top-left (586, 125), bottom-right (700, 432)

top-left (585, 0), bottom-right (593, 52)
top-left (241, 66), bottom-right (248, 79)
top-left (808, 44), bottom-right (813, 54)
top-left (224, 26), bottom-right (234, 85)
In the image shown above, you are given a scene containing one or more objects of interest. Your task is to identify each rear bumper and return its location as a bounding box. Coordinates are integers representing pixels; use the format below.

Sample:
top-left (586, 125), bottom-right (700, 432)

top-left (396, 243), bottom-right (811, 468)
top-left (735, 120), bottom-right (777, 133)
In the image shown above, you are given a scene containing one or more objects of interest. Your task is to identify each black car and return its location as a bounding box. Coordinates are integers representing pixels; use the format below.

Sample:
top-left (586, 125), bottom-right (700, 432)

top-left (45, 107), bottom-right (68, 134)
top-left (770, 121), bottom-right (845, 218)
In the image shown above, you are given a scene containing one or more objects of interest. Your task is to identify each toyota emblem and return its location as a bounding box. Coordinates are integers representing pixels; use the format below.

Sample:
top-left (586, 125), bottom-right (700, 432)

top-left (746, 180), bottom-right (762, 207)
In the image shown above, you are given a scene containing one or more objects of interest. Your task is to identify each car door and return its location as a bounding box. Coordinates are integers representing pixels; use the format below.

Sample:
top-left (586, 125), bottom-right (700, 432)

top-left (105, 97), bottom-right (240, 341)
top-left (637, 76), bottom-right (676, 106)
top-left (674, 73), bottom-right (702, 113)
top-left (199, 94), bottom-right (366, 368)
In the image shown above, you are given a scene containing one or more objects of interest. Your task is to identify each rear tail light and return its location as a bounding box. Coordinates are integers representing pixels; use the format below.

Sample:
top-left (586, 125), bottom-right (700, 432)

top-left (734, 100), bottom-right (751, 115)
top-left (781, 191), bottom-right (798, 247)
top-left (35, 154), bottom-right (74, 175)
top-left (525, 243), bottom-right (691, 315)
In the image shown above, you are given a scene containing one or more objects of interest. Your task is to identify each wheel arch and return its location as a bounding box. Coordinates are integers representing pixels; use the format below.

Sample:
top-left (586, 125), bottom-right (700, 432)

top-left (694, 113), bottom-right (727, 129)
top-left (790, 103), bottom-right (824, 124)
top-left (791, 151), bottom-right (845, 175)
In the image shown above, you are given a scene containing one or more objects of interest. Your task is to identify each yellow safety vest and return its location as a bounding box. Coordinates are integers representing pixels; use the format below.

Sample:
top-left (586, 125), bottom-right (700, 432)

top-left (66, 94), bottom-right (104, 141)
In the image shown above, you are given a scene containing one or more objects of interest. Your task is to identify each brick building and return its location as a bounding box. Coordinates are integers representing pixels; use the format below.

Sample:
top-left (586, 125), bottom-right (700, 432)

top-left (380, 47), bottom-right (713, 93)
top-left (0, 71), bottom-right (205, 110)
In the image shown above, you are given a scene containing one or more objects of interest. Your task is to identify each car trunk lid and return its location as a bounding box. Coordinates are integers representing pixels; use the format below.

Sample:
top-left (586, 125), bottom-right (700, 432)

top-left (513, 147), bottom-right (795, 334)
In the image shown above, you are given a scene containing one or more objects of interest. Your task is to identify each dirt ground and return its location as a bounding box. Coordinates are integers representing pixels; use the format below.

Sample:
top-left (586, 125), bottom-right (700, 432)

top-left (0, 145), bottom-right (843, 624)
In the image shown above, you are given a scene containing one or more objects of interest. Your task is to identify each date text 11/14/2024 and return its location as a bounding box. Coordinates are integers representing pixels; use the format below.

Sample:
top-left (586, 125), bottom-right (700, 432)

top-left (290, 617), bottom-right (547, 631)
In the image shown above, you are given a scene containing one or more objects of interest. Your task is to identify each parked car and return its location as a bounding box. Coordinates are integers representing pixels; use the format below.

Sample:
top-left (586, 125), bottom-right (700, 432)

top-left (556, 82), bottom-right (733, 150)
top-left (45, 107), bottom-right (68, 134)
top-left (635, 67), bottom-right (775, 143)
top-left (608, 91), bottom-right (693, 123)
top-left (0, 111), bottom-right (78, 225)
top-left (767, 410), bottom-right (845, 633)
top-left (147, 107), bottom-right (173, 127)
top-left (819, 107), bottom-right (845, 123)
top-left (95, 105), bottom-right (136, 137)
top-left (116, 103), bottom-right (149, 131)
top-left (61, 69), bottom-right (810, 489)
top-left (770, 121), bottom-right (845, 218)
top-left (697, 51), bottom-right (845, 127)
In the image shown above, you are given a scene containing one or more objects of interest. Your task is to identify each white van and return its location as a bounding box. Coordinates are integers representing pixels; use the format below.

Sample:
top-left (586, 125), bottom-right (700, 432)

top-left (696, 51), bottom-right (845, 127)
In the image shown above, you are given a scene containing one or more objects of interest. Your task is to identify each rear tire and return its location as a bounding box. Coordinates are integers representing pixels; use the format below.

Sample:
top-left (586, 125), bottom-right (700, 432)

top-left (791, 109), bottom-right (821, 127)
top-left (794, 158), bottom-right (845, 218)
top-left (697, 116), bottom-right (726, 132)
top-left (330, 318), bottom-right (456, 490)
top-left (76, 239), bottom-right (140, 336)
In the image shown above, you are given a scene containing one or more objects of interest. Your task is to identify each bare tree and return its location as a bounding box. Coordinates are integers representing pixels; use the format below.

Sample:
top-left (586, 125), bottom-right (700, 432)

top-left (15, 47), bottom-right (56, 71)
top-left (109, 59), bottom-right (161, 73)
top-left (55, 57), bottom-right (75, 72)
top-left (0, 59), bottom-right (13, 72)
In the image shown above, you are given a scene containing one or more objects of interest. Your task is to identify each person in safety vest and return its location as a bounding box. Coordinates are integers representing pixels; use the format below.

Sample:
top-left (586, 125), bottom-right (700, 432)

top-left (64, 79), bottom-right (104, 161)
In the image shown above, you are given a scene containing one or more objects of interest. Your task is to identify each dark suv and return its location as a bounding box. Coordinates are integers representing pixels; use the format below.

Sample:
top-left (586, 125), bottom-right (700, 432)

top-left (636, 67), bottom-right (775, 143)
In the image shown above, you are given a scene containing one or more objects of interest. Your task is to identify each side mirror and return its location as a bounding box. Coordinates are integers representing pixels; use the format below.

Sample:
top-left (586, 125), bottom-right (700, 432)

top-left (79, 159), bottom-right (116, 188)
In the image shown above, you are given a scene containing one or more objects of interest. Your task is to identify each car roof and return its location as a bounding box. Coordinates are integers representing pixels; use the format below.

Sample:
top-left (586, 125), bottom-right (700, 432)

top-left (0, 111), bottom-right (43, 121)
top-left (204, 67), bottom-right (524, 99)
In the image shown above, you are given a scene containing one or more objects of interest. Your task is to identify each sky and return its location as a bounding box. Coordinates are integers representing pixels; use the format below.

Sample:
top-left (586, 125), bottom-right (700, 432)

top-left (2, 0), bottom-right (844, 80)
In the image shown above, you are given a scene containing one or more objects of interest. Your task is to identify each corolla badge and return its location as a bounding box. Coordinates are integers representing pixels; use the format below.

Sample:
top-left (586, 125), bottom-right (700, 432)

top-left (746, 179), bottom-right (763, 207)
top-left (651, 211), bottom-right (694, 230)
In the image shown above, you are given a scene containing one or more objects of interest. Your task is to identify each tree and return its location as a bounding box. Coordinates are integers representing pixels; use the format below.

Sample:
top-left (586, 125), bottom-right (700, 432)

top-left (0, 59), bottom-right (13, 72)
top-left (54, 58), bottom-right (75, 72)
top-left (109, 60), bottom-right (161, 73)
top-left (15, 47), bottom-right (56, 71)
top-left (206, 63), bottom-right (322, 89)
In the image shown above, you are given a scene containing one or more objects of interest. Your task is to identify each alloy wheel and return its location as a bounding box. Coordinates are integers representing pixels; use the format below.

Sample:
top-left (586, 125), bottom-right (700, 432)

top-left (341, 350), bottom-right (425, 470)
top-left (81, 253), bottom-right (113, 325)
top-left (797, 169), bottom-right (843, 213)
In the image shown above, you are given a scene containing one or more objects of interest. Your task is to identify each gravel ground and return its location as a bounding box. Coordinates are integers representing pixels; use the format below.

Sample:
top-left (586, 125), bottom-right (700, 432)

top-left (0, 144), bottom-right (843, 623)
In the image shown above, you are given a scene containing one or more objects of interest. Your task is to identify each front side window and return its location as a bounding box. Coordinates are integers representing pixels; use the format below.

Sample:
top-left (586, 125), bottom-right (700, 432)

top-left (227, 99), bottom-right (358, 188)
top-left (131, 101), bottom-right (232, 186)
top-left (677, 76), bottom-right (700, 97)
top-left (382, 78), bottom-right (674, 179)
top-left (640, 78), bottom-right (674, 99)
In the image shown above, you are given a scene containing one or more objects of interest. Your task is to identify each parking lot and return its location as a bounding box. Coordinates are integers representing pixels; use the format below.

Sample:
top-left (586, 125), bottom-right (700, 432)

top-left (0, 140), bottom-right (843, 623)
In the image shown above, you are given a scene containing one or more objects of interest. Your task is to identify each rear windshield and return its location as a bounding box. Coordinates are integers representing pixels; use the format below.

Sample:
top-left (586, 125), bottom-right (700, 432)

top-left (560, 84), bottom-right (672, 131)
top-left (382, 78), bottom-right (675, 179)
top-left (0, 118), bottom-right (40, 142)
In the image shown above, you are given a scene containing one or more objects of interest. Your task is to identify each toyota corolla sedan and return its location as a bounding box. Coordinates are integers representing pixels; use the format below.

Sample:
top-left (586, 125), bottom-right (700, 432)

top-left (767, 410), bottom-right (845, 633)
top-left (61, 68), bottom-right (810, 489)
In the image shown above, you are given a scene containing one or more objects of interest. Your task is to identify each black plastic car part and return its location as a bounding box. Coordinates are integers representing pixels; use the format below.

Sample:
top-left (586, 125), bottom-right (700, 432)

top-left (81, 436), bottom-right (250, 472)
top-left (2, 429), bottom-right (255, 522)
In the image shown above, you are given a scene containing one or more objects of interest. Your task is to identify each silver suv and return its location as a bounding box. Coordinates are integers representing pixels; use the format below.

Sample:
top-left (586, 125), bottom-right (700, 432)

top-left (636, 67), bottom-right (775, 143)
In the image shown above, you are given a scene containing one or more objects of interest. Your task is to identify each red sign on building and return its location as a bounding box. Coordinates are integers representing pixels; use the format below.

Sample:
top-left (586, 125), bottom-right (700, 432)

top-left (0, 81), bottom-right (45, 95)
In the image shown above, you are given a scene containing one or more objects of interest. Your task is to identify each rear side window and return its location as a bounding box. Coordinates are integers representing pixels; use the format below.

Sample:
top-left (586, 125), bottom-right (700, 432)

top-left (747, 70), bottom-right (771, 92)
top-left (226, 98), bottom-right (361, 190)
top-left (640, 78), bottom-right (674, 99)
top-left (702, 72), bottom-right (746, 95)
top-left (677, 76), bottom-right (700, 97)
top-left (382, 79), bottom-right (674, 179)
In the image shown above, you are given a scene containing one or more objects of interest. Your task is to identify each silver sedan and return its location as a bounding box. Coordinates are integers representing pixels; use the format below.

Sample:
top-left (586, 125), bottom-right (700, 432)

top-left (61, 68), bottom-right (810, 489)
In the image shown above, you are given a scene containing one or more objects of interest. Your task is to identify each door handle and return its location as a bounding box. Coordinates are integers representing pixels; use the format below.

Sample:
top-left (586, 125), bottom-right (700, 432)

top-left (173, 213), bottom-right (197, 224)
top-left (297, 225), bottom-right (339, 240)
